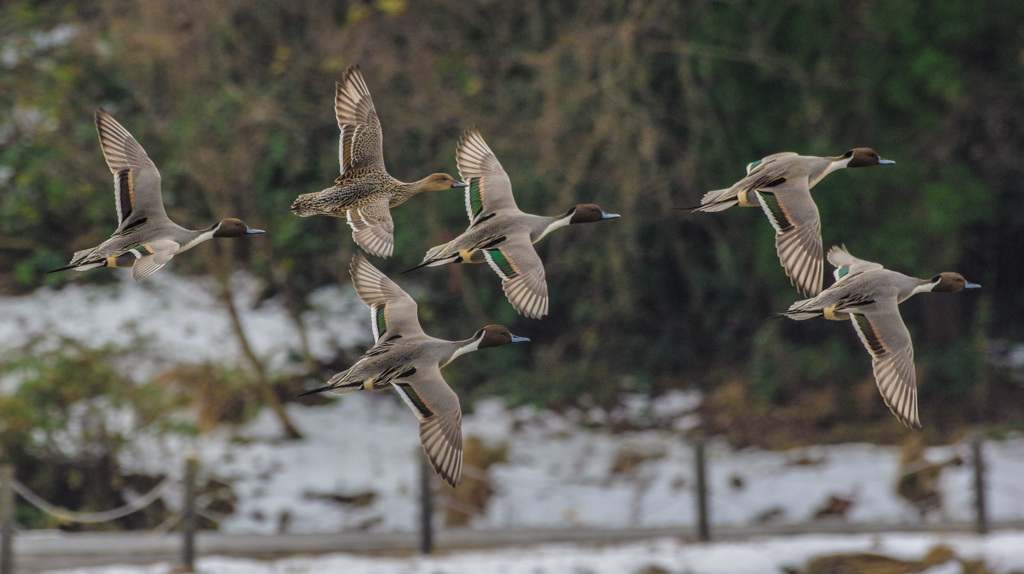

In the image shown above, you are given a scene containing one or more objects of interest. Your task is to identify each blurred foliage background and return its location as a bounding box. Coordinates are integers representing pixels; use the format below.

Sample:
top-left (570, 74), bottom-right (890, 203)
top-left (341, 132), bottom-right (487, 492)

top-left (2, 0), bottom-right (1023, 461)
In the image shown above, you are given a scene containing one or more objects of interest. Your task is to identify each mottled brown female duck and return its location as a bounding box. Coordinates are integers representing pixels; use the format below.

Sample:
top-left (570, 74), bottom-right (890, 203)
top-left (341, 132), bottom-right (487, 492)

top-left (290, 64), bottom-right (466, 257)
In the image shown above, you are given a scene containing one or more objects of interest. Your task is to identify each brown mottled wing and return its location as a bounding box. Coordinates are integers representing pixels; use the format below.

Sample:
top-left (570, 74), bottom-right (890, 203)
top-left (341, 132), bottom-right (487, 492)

top-left (456, 129), bottom-right (519, 225)
top-left (346, 199), bottom-right (394, 258)
top-left (349, 253), bottom-right (424, 343)
top-left (481, 233), bottom-right (548, 319)
top-left (336, 65), bottom-right (385, 176)
top-left (94, 110), bottom-right (168, 230)
top-left (849, 305), bottom-right (920, 428)
top-left (391, 364), bottom-right (463, 487)
top-left (755, 176), bottom-right (823, 297)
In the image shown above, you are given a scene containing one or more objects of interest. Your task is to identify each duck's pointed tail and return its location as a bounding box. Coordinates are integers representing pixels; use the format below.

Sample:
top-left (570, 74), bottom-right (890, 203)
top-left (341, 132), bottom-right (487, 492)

top-left (401, 259), bottom-right (438, 274)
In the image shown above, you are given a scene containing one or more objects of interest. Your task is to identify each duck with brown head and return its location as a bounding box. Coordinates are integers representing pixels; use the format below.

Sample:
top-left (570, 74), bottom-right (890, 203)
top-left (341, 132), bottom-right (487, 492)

top-left (477, 325), bottom-right (532, 349)
top-left (921, 272), bottom-right (981, 294)
top-left (408, 129), bottom-right (620, 319)
top-left (842, 147), bottom-right (896, 168)
top-left (781, 245), bottom-right (979, 429)
top-left (289, 64), bottom-right (466, 258)
top-left (568, 204), bottom-right (621, 225)
top-left (211, 218), bottom-right (265, 239)
top-left (49, 110), bottom-right (265, 281)
top-left (300, 255), bottom-right (529, 488)
top-left (690, 147), bottom-right (894, 299)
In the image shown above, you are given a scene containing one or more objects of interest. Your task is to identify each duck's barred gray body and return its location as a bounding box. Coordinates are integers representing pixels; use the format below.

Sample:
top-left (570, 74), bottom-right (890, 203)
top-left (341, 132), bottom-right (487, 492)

top-left (780, 245), bottom-right (980, 428)
top-left (300, 254), bottom-right (529, 487)
top-left (412, 129), bottom-right (620, 319)
top-left (694, 148), bottom-right (894, 298)
top-left (290, 64), bottom-right (465, 258)
top-left (50, 110), bottom-right (264, 280)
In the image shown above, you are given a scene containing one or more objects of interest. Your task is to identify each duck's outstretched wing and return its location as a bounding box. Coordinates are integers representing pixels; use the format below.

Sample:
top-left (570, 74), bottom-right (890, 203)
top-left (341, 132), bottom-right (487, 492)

top-left (94, 110), bottom-right (168, 230)
top-left (755, 176), bottom-right (823, 297)
top-left (481, 233), bottom-right (548, 319)
top-left (391, 364), bottom-right (463, 488)
top-left (350, 253), bottom-right (424, 343)
top-left (336, 64), bottom-right (385, 176)
top-left (130, 239), bottom-right (181, 281)
top-left (849, 303), bottom-right (920, 428)
top-left (346, 199), bottom-right (394, 258)
top-left (455, 129), bottom-right (519, 226)
top-left (827, 244), bottom-right (884, 283)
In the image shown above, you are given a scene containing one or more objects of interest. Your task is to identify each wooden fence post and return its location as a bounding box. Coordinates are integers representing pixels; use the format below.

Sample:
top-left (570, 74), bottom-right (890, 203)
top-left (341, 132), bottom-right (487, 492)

top-left (971, 435), bottom-right (988, 535)
top-left (418, 451), bottom-right (434, 554)
top-left (0, 465), bottom-right (13, 574)
top-left (182, 456), bottom-right (198, 572)
top-left (694, 438), bottom-right (711, 542)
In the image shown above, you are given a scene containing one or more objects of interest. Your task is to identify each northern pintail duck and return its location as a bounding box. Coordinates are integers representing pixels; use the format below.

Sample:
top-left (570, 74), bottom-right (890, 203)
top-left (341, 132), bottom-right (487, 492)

top-left (290, 64), bottom-right (467, 257)
top-left (300, 253), bottom-right (529, 487)
top-left (694, 148), bottom-right (894, 297)
top-left (409, 129), bottom-right (620, 319)
top-left (49, 110), bottom-right (264, 280)
top-left (780, 245), bottom-right (979, 428)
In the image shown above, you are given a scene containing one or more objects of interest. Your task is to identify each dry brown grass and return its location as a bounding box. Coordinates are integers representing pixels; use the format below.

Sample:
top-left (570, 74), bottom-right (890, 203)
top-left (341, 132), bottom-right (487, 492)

top-left (443, 435), bottom-right (507, 527)
top-left (802, 545), bottom-right (956, 574)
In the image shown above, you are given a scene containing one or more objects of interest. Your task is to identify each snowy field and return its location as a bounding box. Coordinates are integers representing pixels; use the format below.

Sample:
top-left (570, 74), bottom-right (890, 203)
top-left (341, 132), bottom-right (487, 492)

top-left (122, 396), bottom-right (1024, 535)
top-left (0, 271), bottom-right (368, 376)
top-left (39, 532), bottom-right (1024, 574)
top-left (3, 273), bottom-right (1024, 537)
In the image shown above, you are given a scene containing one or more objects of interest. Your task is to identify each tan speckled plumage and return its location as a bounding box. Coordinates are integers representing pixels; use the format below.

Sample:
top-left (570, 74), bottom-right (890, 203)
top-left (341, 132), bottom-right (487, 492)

top-left (290, 64), bottom-right (465, 257)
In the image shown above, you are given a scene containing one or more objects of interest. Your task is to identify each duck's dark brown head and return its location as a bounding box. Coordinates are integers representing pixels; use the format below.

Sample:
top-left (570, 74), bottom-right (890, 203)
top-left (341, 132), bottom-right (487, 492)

top-left (214, 218), bottom-right (265, 238)
top-left (567, 204), bottom-right (620, 224)
top-left (476, 325), bottom-right (530, 349)
top-left (843, 147), bottom-right (895, 168)
top-left (930, 272), bottom-right (981, 293)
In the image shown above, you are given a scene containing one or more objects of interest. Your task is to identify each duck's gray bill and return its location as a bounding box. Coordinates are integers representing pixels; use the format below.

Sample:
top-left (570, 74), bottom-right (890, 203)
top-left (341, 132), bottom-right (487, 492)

top-left (246, 227), bottom-right (266, 234)
top-left (451, 181), bottom-right (470, 188)
top-left (878, 157), bottom-right (895, 165)
top-left (965, 282), bottom-right (981, 289)
top-left (601, 212), bottom-right (621, 219)
top-left (510, 334), bottom-right (531, 343)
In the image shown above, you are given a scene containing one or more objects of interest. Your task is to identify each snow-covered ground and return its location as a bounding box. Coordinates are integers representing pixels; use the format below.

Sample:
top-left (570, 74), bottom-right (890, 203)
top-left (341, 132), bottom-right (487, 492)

top-left (120, 395), bottom-right (1024, 535)
top-left (3, 273), bottom-right (1024, 537)
top-left (0, 271), bottom-right (368, 375)
top-left (40, 532), bottom-right (1024, 574)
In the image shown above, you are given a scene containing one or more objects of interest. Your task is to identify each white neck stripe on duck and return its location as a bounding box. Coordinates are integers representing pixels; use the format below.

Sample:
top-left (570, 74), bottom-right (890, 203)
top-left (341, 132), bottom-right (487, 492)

top-left (536, 211), bottom-right (575, 242)
top-left (811, 155), bottom-right (854, 187)
top-left (443, 335), bottom-right (483, 367)
top-left (910, 278), bottom-right (942, 297)
top-left (178, 226), bottom-right (219, 253)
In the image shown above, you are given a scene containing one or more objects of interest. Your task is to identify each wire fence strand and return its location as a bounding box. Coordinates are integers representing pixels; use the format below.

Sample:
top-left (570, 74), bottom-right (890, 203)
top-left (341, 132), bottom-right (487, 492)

top-left (11, 477), bottom-right (175, 524)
